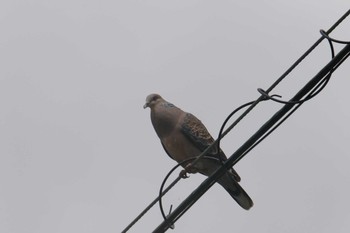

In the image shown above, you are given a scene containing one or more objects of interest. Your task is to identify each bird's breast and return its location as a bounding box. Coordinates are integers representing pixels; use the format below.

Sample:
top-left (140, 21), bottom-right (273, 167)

top-left (162, 134), bottom-right (201, 163)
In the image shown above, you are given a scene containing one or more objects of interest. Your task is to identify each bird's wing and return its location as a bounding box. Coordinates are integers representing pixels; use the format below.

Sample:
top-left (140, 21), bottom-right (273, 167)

top-left (180, 113), bottom-right (223, 160)
top-left (180, 113), bottom-right (241, 182)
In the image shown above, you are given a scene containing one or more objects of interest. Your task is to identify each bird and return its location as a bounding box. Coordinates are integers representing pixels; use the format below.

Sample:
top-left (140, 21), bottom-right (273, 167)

top-left (144, 93), bottom-right (253, 210)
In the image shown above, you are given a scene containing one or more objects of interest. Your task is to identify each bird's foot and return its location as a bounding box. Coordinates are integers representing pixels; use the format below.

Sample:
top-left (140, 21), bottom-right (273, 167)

top-left (179, 163), bottom-right (198, 178)
top-left (179, 169), bottom-right (189, 179)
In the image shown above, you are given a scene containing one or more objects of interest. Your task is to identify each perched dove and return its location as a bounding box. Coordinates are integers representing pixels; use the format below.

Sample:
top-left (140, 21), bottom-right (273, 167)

top-left (144, 93), bottom-right (253, 210)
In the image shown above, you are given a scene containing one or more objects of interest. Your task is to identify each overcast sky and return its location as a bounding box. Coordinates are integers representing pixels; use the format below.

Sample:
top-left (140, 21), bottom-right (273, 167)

top-left (1, 1), bottom-right (350, 233)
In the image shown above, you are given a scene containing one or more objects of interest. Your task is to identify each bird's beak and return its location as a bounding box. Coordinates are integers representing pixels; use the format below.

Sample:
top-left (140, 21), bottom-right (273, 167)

top-left (143, 102), bottom-right (149, 109)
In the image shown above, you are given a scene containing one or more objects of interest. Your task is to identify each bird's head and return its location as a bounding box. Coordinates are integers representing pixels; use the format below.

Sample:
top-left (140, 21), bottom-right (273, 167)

top-left (143, 93), bottom-right (163, 109)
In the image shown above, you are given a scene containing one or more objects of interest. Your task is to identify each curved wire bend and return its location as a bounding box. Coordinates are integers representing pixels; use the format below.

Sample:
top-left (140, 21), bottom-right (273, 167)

top-left (320, 29), bottom-right (350, 45)
top-left (215, 93), bottom-right (284, 158)
top-left (257, 74), bottom-right (332, 105)
top-left (257, 88), bottom-right (317, 105)
top-left (158, 156), bottom-right (225, 228)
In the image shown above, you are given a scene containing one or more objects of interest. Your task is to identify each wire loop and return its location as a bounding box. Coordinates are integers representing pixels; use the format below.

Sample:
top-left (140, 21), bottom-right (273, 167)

top-left (320, 29), bottom-right (350, 45)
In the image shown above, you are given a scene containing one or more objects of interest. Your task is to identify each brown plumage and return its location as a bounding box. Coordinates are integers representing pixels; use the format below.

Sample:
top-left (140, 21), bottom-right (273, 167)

top-left (144, 93), bottom-right (253, 210)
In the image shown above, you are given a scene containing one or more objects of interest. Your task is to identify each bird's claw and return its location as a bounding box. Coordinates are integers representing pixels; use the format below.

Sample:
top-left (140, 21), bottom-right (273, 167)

top-left (179, 163), bottom-right (197, 178)
top-left (179, 169), bottom-right (189, 179)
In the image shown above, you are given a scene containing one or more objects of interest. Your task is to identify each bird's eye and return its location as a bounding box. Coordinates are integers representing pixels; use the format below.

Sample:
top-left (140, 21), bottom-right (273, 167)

top-left (152, 95), bottom-right (159, 102)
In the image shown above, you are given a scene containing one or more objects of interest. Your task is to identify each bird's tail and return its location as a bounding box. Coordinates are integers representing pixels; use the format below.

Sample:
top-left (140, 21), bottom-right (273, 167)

top-left (218, 173), bottom-right (254, 210)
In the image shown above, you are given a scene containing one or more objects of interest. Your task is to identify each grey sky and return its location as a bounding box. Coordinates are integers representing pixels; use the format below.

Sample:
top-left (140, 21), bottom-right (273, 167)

top-left (0, 1), bottom-right (349, 233)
